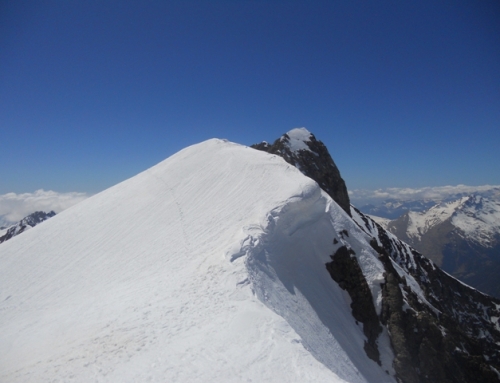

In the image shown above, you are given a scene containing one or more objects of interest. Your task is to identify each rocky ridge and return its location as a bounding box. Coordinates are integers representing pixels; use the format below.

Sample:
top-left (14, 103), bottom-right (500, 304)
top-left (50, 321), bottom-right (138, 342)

top-left (255, 129), bottom-right (500, 383)
top-left (353, 207), bottom-right (500, 382)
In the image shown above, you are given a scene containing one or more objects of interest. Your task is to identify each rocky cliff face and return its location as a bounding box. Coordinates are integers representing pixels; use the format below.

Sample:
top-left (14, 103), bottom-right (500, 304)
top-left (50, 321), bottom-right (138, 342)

top-left (352, 207), bottom-right (500, 383)
top-left (0, 211), bottom-right (56, 244)
top-left (255, 129), bottom-right (500, 383)
top-left (251, 128), bottom-right (351, 217)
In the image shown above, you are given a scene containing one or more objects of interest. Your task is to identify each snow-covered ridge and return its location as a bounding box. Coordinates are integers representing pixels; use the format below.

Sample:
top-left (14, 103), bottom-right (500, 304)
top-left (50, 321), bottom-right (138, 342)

top-left (367, 215), bottom-right (390, 229)
top-left (351, 207), bottom-right (439, 315)
top-left (253, 128), bottom-right (352, 216)
top-left (406, 197), bottom-right (469, 240)
top-left (4, 135), bottom-right (499, 382)
top-left (0, 139), bottom-right (395, 383)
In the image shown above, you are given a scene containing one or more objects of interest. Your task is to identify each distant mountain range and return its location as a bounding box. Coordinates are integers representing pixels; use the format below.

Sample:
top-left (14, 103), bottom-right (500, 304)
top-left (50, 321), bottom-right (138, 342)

top-left (368, 194), bottom-right (500, 298)
top-left (358, 187), bottom-right (500, 219)
top-left (0, 211), bottom-right (56, 244)
top-left (359, 200), bottom-right (438, 219)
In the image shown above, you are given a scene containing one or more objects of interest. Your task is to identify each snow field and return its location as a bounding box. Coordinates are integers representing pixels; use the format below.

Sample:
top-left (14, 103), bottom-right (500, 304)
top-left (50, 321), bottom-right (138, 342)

top-left (244, 188), bottom-right (394, 381)
top-left (1, 139), bottom-right (394, 382)
top-left (452, 196), bottom-right (500, 246)
top-left (282, 127), bottom-right (314, 153)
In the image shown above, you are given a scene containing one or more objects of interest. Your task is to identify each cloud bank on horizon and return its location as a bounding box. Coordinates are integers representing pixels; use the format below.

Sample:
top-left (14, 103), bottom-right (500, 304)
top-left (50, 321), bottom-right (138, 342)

top-left (0, 190), bottom-right (88, 225)
top-left (349, 185), bottom-right (500, 205)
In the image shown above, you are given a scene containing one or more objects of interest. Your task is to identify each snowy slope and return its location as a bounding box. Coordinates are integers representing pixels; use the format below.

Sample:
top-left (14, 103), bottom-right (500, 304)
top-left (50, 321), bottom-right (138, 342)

top-left (367, 215), bottom-right (390, 229)
top-left (0, 139), bottom-right (395, 383)
top-left (452, 195), bottom-right (500, 247)
top-left (405, 197), bottom-right (468, 241)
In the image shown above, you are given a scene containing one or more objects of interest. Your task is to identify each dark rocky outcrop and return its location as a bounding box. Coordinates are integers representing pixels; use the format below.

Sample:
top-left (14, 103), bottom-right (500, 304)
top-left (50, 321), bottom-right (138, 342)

top-left (0, 211), bottom-right (56, 244)
top-left (326, 245), bottom-right (382, 364)
top-left (358, 207), bottom-right (500, 383)
top-left (251, 129), bottom-right (351, 216)
top-left (255, 129), bottom-right (500, 382)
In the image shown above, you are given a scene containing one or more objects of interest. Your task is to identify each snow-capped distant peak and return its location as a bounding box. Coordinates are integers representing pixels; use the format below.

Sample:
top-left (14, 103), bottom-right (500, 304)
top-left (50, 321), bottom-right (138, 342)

top-left (281, 127), bottom-right (313, 153)
top-left (452, 195), bottom-right (500, 246)
top-left (406, 196), bottom-right (469, 240)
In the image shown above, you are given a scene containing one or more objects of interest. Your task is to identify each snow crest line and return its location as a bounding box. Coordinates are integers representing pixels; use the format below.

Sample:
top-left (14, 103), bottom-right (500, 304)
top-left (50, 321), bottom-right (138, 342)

top-left (227, 184), bottom-right (394, 383)
top-left (227, 182), bottom-right (325, 262)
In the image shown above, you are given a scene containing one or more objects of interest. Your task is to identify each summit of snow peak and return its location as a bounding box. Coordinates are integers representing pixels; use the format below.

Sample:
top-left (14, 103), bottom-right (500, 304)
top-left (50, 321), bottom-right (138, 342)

top-left (0, 139), bottom-right (394, 383)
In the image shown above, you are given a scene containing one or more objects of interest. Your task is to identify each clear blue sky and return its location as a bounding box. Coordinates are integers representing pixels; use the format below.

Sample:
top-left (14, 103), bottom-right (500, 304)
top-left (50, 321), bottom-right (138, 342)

top-left (1, 0), bottom-right (499, 194)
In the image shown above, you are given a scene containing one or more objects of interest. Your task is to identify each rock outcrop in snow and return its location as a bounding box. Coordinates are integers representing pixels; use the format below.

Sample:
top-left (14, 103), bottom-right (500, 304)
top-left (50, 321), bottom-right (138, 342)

top-left (353, 207), bottom-right (500, 383)
top-left (252, 127), bottom-right (352, 217)
top-left (0, 210), bottom-right (56, 244)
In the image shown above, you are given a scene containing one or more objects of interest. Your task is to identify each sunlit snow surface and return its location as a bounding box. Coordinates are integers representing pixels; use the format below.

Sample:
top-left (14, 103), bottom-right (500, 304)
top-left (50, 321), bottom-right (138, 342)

top-left (282, 127), bottom-right (313, 152)
top-left (406, 197), bottom-right (468, 240)
top-left (0, 139), bottom-right (394, 382)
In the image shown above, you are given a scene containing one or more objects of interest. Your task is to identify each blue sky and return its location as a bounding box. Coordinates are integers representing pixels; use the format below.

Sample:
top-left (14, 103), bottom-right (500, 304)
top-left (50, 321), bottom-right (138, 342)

top-left (1, 0), bottom-right (499, 195)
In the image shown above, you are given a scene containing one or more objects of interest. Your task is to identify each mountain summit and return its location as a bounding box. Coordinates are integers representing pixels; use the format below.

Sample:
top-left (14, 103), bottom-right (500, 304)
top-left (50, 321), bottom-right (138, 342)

top-left (1, 132), bottom-right (499, 382)
top-left (252, 127), bottom-right (352, 216)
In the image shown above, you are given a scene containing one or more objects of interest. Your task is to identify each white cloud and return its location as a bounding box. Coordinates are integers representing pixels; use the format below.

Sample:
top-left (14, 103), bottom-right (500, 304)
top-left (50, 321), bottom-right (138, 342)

top-left (349, 185), bottom-right (500, 205)
top-left (0, 189), bottom-right (89, 225)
